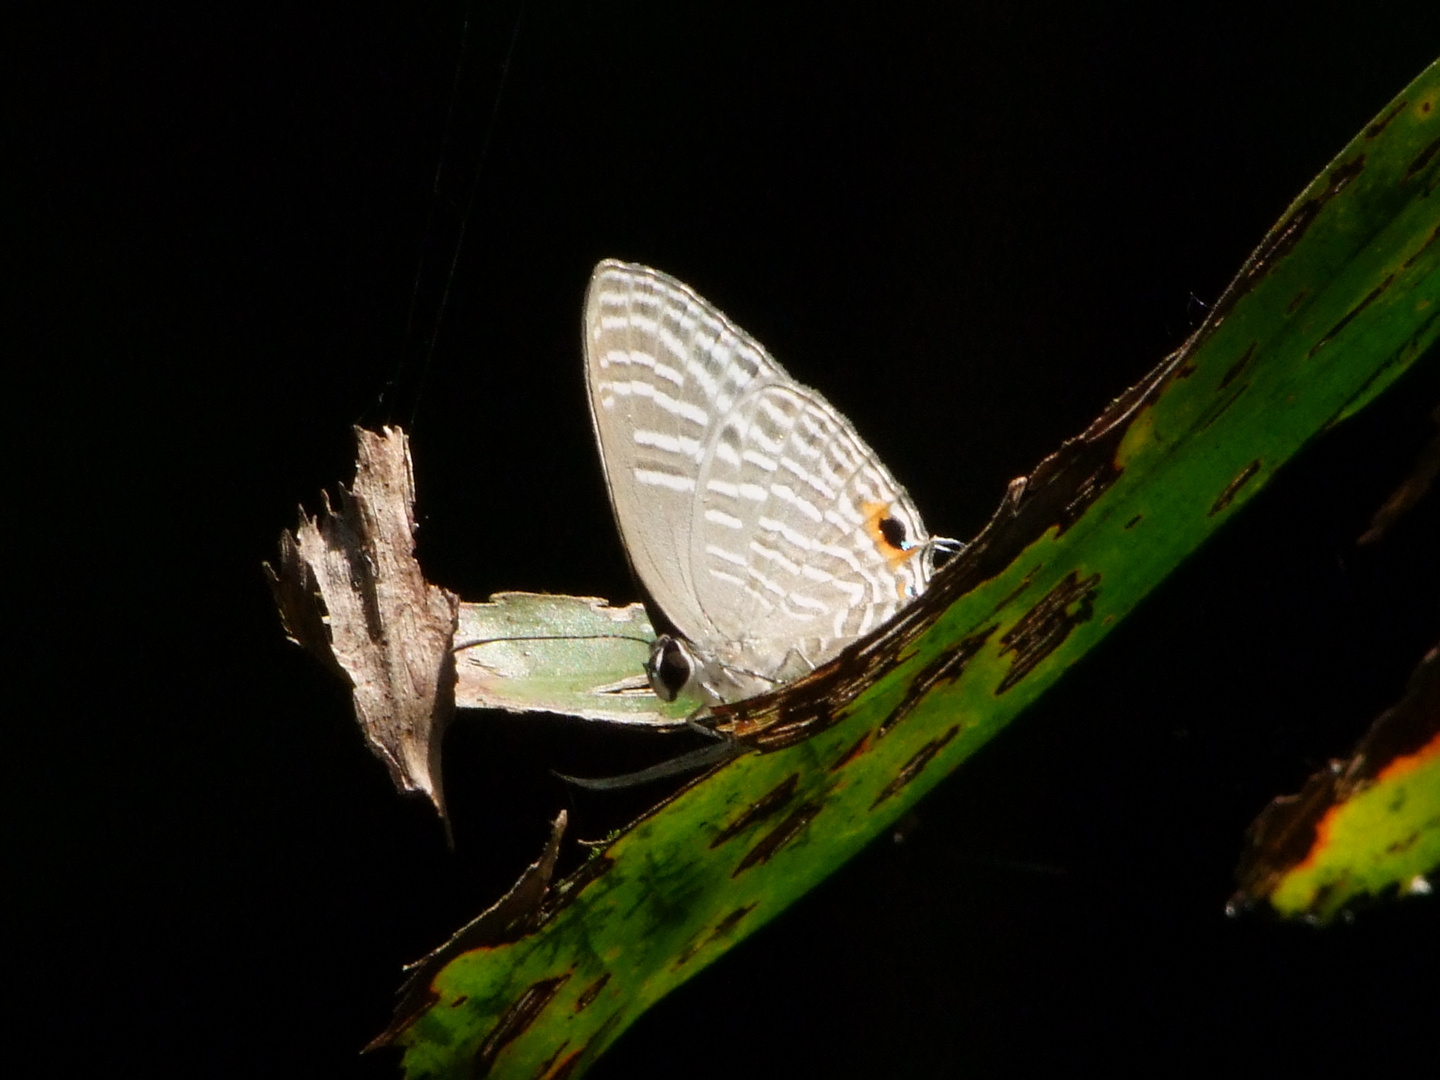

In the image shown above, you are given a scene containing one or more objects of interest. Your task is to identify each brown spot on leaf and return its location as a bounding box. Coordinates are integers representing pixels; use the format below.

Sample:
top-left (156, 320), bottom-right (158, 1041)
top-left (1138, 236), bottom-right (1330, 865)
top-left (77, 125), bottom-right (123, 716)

top-left (710, 774), bottom-right (800, 848)
top-left (1219, 343), bottom-right (1256, 391)
top-left (1209, 460), bottom-right (1262, 516)
top-left (733, 802), bottom-right (822, 875)
top-left (869, 726), bottom-right (961, 809)
top-left (678, 904), bottom-right (758, 965)
top-left (574, 973), bottom-right (610, 1013)
top-left (1286, 290), bottom-right (1309, 315)
top-left (471, 974), bottom-right (570, 1077)
top-left (879, 626), bottom-right (997, 737)
top-left (1365, 99), bottom-right (1407, 139)
top-left (740, 702), bottom-right (837, 752)
top-left (549, 1013), bottom-right (621, 1080)
top-left (996, 572), bottom-right (1101, 694)
top-left (829, 730), bottom-right (873, 771)
top-left (1404, 135), bottom-right (1440, 182)
top-left (1124, 514), bottom-right (1142, 530)
top-left (1402, 224), bottom-right (1439, 270)
top-left (1385, 831), bottom-right (1422, 856)
top-left (1197, 385), bottom-right (1247, 433)
top-left (712, 904), bottom-right (755, 937)
top-left (1307, 274), bottom-right (1395, 358)
top-left (534, 1039), bottom-right (571, 1079)
top-left (1057, 460), bottom-right (1122, 534)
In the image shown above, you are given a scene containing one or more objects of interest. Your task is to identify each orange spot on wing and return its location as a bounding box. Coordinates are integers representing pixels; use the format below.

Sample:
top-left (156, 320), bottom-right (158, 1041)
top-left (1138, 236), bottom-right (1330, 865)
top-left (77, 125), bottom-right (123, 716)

top-left (858, 504), bottom-right (927, 604)
top-left (862, 501), bottom-right (921, 573)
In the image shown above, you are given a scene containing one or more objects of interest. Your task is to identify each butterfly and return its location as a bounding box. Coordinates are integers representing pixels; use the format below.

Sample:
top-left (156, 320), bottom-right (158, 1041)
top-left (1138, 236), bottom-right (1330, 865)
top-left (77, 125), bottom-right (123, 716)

top-left (584, 260), bottom-right (941, 707)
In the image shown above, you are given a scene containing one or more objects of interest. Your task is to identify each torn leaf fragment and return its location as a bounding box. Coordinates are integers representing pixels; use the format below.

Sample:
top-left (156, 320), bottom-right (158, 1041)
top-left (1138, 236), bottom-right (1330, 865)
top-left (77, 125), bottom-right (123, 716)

top-left (266, 426), bottom-right (460, 821)
top-left (267, 431), bottom-right (700, 830)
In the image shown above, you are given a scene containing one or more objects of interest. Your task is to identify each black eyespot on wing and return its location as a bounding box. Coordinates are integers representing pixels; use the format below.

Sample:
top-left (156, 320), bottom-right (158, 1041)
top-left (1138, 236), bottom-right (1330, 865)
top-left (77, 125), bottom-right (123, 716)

top-left (645, 635), bottom-right (692, 702)
top-left (878, 515), bottom-right (907, 550)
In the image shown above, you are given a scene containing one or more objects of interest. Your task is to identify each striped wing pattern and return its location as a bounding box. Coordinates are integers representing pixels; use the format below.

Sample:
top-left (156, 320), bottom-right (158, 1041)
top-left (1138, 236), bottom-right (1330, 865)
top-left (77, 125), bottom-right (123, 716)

top-left (692, 381), bottom-right (929, 657)
top-left (584, 259), bottom-right (932, 699)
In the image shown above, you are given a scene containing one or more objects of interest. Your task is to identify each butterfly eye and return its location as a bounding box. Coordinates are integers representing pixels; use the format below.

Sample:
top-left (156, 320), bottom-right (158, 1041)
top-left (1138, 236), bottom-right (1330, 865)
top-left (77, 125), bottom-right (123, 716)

top-left (645, 635), bottom-right (693, 703)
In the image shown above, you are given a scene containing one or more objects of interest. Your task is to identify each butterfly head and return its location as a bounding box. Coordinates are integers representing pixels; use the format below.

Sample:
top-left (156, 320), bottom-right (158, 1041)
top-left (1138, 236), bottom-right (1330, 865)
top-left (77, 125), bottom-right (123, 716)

top-left (645, 634), bottom-right (697, 703)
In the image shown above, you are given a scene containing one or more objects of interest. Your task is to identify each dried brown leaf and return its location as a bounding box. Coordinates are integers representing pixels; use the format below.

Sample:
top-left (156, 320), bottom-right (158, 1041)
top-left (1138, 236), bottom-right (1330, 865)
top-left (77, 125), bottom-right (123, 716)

top-left (265, 426), bottom-right (459, 822)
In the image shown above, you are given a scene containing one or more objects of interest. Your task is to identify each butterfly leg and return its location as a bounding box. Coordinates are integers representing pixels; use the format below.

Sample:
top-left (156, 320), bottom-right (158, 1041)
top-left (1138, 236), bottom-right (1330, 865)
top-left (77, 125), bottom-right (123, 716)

top-left (554, 736), bottom-right (746, 791)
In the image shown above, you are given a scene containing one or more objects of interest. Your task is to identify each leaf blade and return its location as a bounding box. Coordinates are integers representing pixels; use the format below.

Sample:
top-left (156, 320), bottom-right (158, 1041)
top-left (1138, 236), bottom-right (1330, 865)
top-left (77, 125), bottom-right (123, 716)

top-left (387, 58), bottom-right (1440, 1078)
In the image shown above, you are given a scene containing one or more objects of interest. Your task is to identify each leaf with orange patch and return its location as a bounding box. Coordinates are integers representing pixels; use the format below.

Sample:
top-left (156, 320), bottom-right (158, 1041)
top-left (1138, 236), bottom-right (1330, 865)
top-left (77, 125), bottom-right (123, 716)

top-left (1233, 643), bottom-right (1440, 923)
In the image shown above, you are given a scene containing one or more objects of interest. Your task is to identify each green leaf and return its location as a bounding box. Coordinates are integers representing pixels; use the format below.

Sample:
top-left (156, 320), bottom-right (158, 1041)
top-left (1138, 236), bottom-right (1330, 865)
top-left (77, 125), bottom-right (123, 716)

top-left (1233, 641), bottom-right (1440, 923)
top-left (379, 58), bottom-right (1440, 1077)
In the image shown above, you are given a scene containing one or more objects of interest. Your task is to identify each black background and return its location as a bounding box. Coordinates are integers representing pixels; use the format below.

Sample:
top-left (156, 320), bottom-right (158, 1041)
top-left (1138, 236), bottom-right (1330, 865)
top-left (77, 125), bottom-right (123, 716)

top-left (13, 2), bottom-right (1440, 1076)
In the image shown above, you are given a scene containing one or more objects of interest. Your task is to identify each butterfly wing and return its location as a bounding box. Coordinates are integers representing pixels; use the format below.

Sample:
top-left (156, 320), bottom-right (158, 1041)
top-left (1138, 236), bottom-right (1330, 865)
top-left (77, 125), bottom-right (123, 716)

top-left (583, 260), bottom-right (787, 643)
top-left (586, 259), bottom-right (934, 692)
top-left (689, 380), bottom-right (932, 673)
